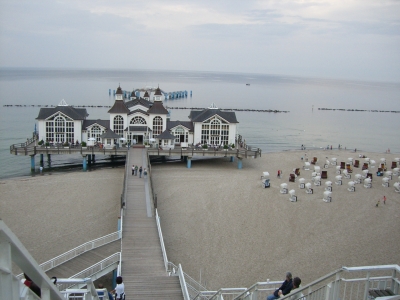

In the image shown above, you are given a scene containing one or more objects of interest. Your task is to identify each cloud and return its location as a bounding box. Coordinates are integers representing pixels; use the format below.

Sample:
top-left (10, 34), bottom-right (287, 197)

top-left (0, 0), bottom-right (399, 80)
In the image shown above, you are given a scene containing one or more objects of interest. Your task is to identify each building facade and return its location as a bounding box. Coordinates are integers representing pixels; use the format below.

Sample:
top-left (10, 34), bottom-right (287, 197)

top-left (36, 85), bottom-right (238, 148)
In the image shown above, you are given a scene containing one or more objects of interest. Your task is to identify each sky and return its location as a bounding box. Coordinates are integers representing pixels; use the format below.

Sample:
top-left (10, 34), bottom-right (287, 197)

top-left (0, 0), bottom-right (399, 81)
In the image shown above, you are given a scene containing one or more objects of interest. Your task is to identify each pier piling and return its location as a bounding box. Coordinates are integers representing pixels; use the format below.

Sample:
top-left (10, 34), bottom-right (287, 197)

top-left (30, 155), bottom-right (35, 172)
top-left (82, 155), bottom-right (87, 171)
top-left (237, 158), bottom-right (243, 169)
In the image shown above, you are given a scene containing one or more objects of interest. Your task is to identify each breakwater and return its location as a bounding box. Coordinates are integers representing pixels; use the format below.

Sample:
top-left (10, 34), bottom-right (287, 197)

top-left (318, 108), bottom-right (400, 113)
top-left (3, 104), bottom-right (288, 113)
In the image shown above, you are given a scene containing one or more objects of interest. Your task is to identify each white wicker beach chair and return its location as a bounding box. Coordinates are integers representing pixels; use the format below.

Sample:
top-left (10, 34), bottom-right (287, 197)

top-left (364, 178), bottom-right (372, 188)
top-left (325, 181), bottom-right (332, 192)
top-left (335, 175), bottom-right (342, 185)
top-left (323, 191), bottom-right (332, 202)
top-left (280, 183), bottom-right (288, 194)
top-left (305, 182), bottom-right (313, 194)
top-left (347, 181), bottom-right (355, 192)
top-left (289, 189), bottom-right (297, 202)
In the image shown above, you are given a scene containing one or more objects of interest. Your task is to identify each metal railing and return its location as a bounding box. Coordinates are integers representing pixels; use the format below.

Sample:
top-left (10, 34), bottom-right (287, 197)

top-left (168, 261), bottom-right (208, 300)
top-left (16, 231), bottom-right (121, 280)
top-left (234, 265), bottom-right (400, 300)
top-left (155, 209), bottom-right (192, 299)
top-left (155, 209), bottom-right (169, 273)
top-left (57, 252), bottom-right (121, 291)
top-left (147, 147), bottom-right (260, 158)
top-left (0, 220), bottom-right (64, 300)
top-left (10, 143), bottom-right (128, 156)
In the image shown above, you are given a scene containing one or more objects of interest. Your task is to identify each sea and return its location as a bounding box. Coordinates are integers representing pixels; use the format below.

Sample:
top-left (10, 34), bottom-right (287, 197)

top-left (1, 68), bottom-right (399, 179)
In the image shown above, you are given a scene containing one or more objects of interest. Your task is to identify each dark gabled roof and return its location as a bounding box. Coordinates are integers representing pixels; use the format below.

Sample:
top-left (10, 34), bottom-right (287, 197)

top-left (99, 130), bottom-right (121, 139)
top-left (36, 106), bottom-right (88, 120)
top-left (128, 109), bottom-right (149, 116)
top-left (154, 86), bottom-right (162, 95)
top-left (148, 101), bottom-right (168, 114)
top-left (116, 85), bottom-right (123, 95)
top-left (157, 130), bottom-right (176, 140)
top-left (125, 98), bottom-right (151, 109)
top-left (131, 89), bottom-right (136, 97)
top-left (82, 119), bottom-right (110, 130)
top-left (107, 100), bottom-right (130, 114)
top-left (124, 126), bottom-right (152, 132)
top-left (167, 120), bottom-right (194, 131)
top-left (143, 91), bottom-right (150, 98)
top-left (189, 109), bottom-right (238, 123)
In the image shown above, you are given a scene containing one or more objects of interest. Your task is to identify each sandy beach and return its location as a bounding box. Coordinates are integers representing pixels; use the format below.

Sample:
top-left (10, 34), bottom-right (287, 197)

top-left (152, 149), bottom-right (400, 290)
top-left (0, 168), bottom-right (123, 267)
top-left (1, 150), bottom-right (399, 292)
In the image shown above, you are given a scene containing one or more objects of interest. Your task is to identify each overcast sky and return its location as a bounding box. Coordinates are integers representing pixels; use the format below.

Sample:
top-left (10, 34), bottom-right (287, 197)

top-left (1, 0), bottom-right (399, 81)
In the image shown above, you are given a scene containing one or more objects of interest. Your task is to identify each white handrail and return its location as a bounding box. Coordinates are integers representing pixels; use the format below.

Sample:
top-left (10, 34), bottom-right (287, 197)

top-left (16, 230), bottom-right (121, 280)
top-left (178, 264), bottom-right (191, 300)
top-left (155, 209), bottom-right (169, 273)
top-left (57, 252), bottom-right (121, 291)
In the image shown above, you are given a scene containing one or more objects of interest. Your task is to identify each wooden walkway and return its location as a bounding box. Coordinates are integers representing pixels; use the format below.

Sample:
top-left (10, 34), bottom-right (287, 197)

top-left (122, 148), bottom-right (183, 299)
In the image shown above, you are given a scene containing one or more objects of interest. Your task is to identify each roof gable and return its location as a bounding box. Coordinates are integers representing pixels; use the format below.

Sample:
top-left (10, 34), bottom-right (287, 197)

top-left (167, 120), bottom-right (193, 131)
top-left (189, 108), bottom-right (238, 123)
top-left (36, 106), bottom-right (88, 120)
top-left (83, 119), bottom-right (110, 130)
top-left (107, 100), bottom-right (130, 114)
top-left (148, 101), bottom-right (168, 115)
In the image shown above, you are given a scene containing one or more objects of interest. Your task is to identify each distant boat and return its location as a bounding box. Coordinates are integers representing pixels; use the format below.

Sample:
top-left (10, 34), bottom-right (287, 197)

top-left (246, 83), bottom-right (250, 86)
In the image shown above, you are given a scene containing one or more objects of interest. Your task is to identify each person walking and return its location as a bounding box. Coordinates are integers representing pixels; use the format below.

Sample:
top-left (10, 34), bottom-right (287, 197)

top-left (383, 195), bottom-right (386, 204)
top-left (132, 165), bottom-right (134, 176)
top-left (135, 165), bottom-right (138, 176)
top-left (139, 166), bottom-right (143, 178)
top-left (376, 199), bottom-right (380, 207)
top-left (143, 168), bottom-right (148, 178)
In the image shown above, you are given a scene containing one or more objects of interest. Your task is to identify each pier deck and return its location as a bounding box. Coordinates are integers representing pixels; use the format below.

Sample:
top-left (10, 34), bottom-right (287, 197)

top-left (123, 148), bottom-right (183, 299)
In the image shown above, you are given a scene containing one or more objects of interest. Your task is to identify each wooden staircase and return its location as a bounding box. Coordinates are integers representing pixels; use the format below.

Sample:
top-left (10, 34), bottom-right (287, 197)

top-left (45, 240), bottom-right (121, 279)
top-left (122, 148), bottom-right (183, 299)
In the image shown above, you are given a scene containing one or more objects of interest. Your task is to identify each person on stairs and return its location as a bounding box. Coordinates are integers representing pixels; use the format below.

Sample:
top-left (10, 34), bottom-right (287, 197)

top-left (111, 276), bottom-right (125, 300)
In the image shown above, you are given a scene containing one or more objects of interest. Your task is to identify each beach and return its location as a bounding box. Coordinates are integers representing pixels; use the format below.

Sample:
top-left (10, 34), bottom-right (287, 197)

top-left (152, 149), bottom-right (400, 290)
top-left (0, 168), bottom-right (123, 268)
top-left (1, 150), bottom-right (399, 291)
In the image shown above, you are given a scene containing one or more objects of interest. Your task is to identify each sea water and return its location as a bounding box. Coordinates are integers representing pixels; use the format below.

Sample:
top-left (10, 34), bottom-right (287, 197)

top-left (1, 68), bottom-right (399, 179)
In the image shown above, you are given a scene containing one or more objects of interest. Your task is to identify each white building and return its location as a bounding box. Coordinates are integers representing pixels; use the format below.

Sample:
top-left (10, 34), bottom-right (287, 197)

top-left (36, 85), bottom-right (239, 148)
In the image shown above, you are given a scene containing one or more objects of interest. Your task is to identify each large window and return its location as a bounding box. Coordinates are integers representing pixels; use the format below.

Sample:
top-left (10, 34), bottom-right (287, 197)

top-left (113, 115), bottom-right (124, 136)
top-left (152, 116), bottom-right (163, 136)
top-left (87, 125), bottom-right (104, 142)
top-left (130, 116), bottom-right (147, 125)
top-left (173, 127), bottom-right (188, 144)
top-left (45, 114), bottom-right (74, 143)
top-left (201, 117), bottom-right (229, 145)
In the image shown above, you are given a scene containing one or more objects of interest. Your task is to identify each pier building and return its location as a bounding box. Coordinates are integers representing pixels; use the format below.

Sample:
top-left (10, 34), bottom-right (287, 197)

top-left (35, 85), bottom-right (238, 149)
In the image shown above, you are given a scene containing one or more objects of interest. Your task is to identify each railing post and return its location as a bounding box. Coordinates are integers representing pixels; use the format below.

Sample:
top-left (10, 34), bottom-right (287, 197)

top-left (364, 271), bottom-right (371, 300)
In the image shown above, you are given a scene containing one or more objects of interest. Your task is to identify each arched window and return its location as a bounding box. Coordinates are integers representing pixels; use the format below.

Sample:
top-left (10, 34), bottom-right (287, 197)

top-left (88, 125), bottom-right (104, 142)
top-left (130, 116), bottom-right (147, 125)
top-left (152, 116), bottom-right (163, 136)
top-left (200, 117), bottom-right (229, 145)
top-left (173, 127), bottom-right (188, 144)
top-left (45, 113), bottom-right (74, 143)
top-left (114, 115), bottom-right (124, 136)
